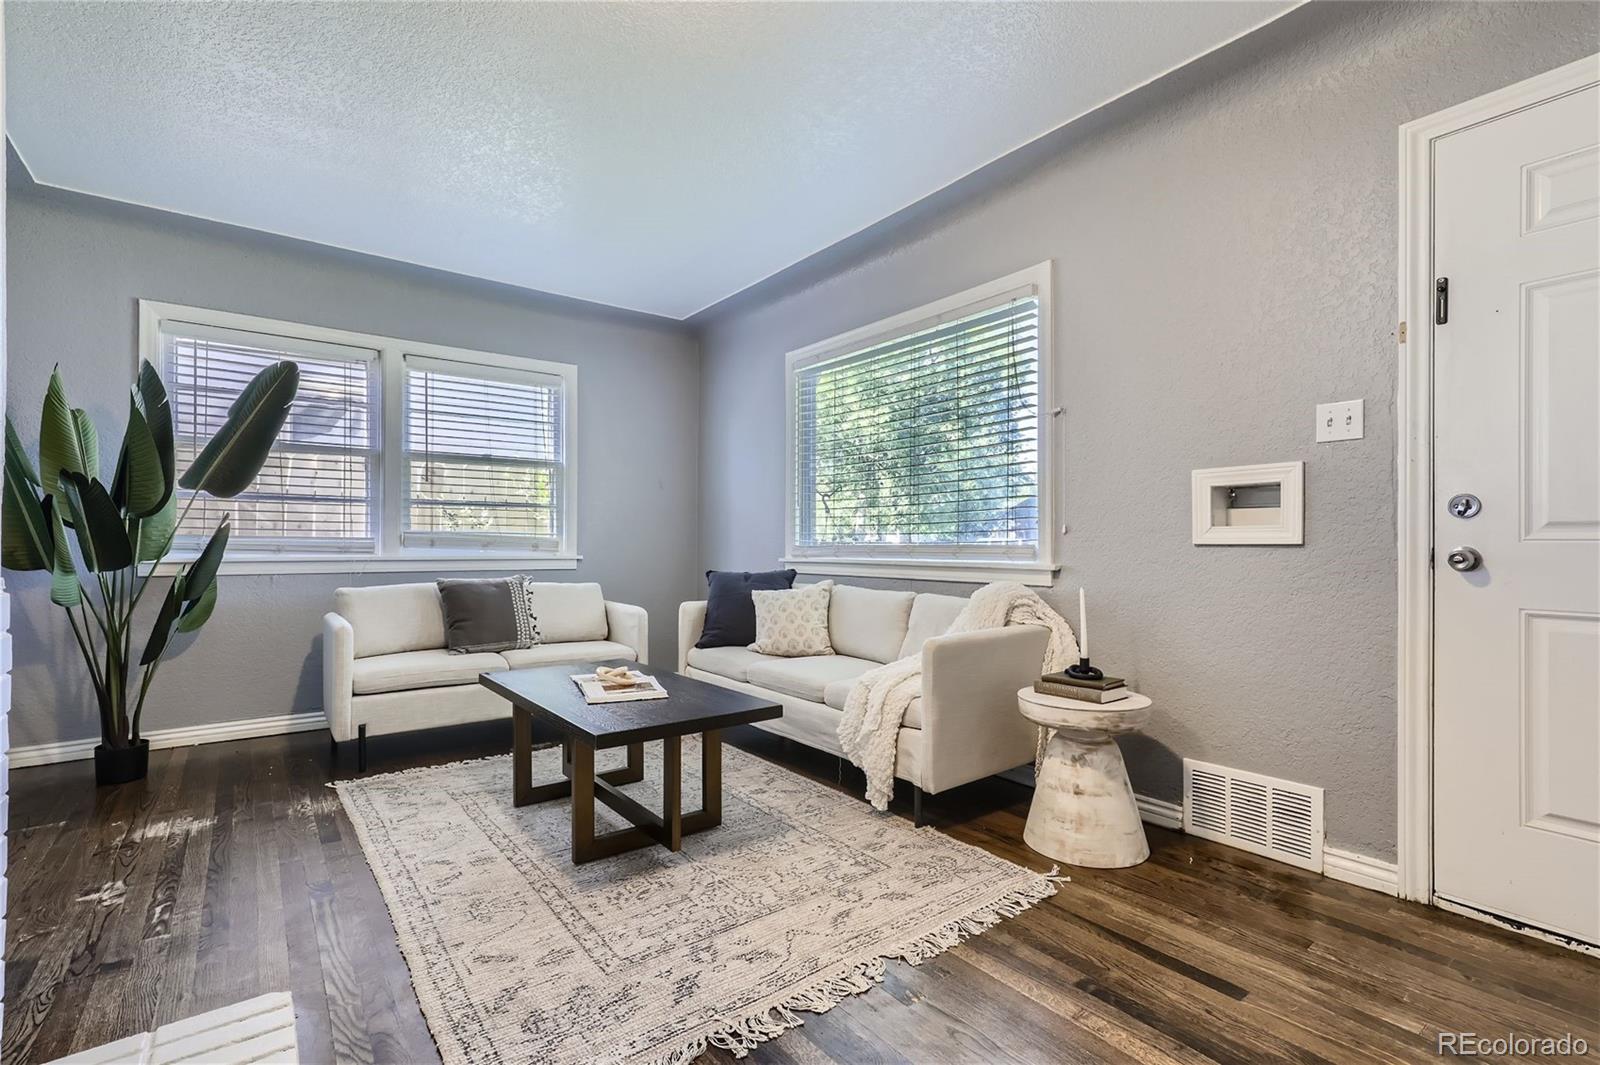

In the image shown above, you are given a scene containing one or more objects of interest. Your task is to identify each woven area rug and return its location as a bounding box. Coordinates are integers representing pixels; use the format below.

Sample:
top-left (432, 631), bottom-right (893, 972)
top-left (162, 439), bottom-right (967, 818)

top-left (336, 740), bottom-right (1056, 1065)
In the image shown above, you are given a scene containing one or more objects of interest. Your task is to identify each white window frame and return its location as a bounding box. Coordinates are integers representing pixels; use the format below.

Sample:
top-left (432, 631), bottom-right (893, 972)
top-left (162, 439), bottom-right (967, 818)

top-left (781, 262), bottom-right (1058, 586)
top-left (138, 300), bottom-right (580, 575)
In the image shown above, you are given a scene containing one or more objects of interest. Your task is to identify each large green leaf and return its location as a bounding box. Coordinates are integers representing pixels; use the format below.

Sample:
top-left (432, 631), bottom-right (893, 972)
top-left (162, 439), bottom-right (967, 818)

top-left (113, 396), bottom-right (165, 517)
top-left (38, 369), bottom-right (88, 495)
top-left (134, 494), bottom-right (178, 563)
top-left (142, 577), bottom-right (185, 666)
top-left (2, 433), bottom-right (52, 571)
top-left (176, 578), bottom-right (217, 633)
top-left (179, 361), bottom-right (299, 498)
top-left (44, 498), bottom-right (81, 607)
top-left (182, 520), bottom-right (230, 605)
top-left (71, 409), bottom-right (100, 482)
top-left (5, 418), bottom-right (40, 486)
top-left (58, 471), bottom-right (133, 572)
top-left (135, 361), bottom-right (175, 512)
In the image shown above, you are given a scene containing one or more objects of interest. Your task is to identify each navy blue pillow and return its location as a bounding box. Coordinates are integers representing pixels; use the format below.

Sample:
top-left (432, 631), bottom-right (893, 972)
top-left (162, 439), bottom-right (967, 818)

top-left (696, 569), bottom-right (797, 649)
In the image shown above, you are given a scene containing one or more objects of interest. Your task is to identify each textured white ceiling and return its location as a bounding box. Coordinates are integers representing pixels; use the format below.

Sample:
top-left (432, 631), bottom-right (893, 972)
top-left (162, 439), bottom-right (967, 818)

top-left (8, 2), bottom-right (1294, 319)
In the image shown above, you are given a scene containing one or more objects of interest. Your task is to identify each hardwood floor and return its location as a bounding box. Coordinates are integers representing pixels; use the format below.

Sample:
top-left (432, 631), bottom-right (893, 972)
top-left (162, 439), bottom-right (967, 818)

top-left (5, 724), bottom-right (1597, 1064)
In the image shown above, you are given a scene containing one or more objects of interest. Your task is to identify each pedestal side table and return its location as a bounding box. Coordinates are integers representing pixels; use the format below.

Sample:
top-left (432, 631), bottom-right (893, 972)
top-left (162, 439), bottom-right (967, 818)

top-left (1016, 687), bottom-right (1153, 868)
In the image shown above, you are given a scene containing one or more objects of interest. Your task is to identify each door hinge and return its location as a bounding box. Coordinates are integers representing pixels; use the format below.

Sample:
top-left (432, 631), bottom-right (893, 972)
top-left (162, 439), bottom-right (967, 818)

top-left (1434, 277), bottom-right (1449, 325)
top-left (1398, 320), bottom-right (1407, 344)
top-left (1429, 547), bottom-right (1435, 569)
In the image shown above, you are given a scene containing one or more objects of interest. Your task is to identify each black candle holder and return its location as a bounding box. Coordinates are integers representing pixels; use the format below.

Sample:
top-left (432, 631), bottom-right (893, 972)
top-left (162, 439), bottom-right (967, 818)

top-left (1064, 656), bottom-right (1104, 681)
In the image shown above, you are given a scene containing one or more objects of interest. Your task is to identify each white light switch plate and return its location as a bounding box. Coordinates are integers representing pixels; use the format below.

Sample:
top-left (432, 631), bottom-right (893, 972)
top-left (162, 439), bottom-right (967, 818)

top-left (1315, 399), bottom-right (1364, 442)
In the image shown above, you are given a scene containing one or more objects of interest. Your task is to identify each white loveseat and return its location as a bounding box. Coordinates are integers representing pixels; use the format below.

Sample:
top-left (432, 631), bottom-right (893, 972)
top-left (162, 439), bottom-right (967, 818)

top-left (679, 584), bottom-right (1047, 821)
top-left (324, 581), bottom-right (647, 769)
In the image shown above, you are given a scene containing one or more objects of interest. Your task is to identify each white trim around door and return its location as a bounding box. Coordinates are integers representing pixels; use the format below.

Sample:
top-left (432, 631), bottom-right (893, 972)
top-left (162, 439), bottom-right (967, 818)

top-left (1395, 53), bottom-right (1600, 908)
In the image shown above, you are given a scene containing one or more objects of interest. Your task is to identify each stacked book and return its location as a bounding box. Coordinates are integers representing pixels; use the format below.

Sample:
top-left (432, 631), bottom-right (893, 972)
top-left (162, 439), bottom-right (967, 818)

top-left (571, 671), bottom-right (670, 704)
top-left (1034, 670), bottom-right (1129, 704)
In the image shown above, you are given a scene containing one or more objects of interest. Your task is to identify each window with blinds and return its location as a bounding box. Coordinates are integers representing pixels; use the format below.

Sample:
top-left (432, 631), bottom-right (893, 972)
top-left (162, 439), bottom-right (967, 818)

top-left (147, 301), bottom-right (578, 568)
top-left (402, 356), bottom-right (565, 548)
top-left (163, 321), bottom-right (378, 552)
top-left (790, 285), bottom-right (1043, 563)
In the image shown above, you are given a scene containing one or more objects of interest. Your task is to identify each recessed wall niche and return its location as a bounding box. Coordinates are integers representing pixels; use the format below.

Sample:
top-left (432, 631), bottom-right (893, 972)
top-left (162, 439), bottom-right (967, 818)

top-left (1191, 462), bottom-right (1305, 545)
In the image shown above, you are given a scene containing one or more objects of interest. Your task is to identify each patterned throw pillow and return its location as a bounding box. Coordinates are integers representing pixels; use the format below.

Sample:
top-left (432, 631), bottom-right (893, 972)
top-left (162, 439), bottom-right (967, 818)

top-left (749, 581), bottom-right (835, 657)
top-left (437, 576), bottom-right (544, 654)
top-left (508, 577), bottom-right (544, 648)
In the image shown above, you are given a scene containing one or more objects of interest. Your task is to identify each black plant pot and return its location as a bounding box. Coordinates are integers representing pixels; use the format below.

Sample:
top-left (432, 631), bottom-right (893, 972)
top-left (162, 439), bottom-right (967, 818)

top-left (94, 740), bottom-right (150, 786)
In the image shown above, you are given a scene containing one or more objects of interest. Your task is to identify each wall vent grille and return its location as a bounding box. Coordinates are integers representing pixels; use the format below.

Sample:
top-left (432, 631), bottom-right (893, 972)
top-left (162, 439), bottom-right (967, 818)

top-left (1182, 758), bottom-right (1324, 872)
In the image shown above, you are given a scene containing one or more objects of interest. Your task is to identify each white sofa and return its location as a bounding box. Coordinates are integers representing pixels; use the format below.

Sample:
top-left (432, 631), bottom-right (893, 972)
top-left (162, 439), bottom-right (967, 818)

top-left (324, 581), bottom-right (648, 769)
top-left (679, 584), bottom-right (1047, 822)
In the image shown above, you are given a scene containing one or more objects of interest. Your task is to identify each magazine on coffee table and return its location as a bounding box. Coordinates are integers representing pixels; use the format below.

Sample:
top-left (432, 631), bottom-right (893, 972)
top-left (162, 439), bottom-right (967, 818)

top-left (570, 671), bottom-right (670, 704)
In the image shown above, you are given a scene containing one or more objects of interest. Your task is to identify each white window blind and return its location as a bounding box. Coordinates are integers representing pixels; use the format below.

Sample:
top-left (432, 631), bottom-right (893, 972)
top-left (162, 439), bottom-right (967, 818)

top-left (402, 355), bottom-right (565, 548)
top-left (163, 321), bottom-right (378, 552)
top-left (792, 292), bottom-right (1041, 561)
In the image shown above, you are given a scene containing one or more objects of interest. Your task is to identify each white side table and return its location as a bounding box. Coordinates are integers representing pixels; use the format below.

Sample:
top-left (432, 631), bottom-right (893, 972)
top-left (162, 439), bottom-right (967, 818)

top-left (1016, 687), bottom-right (1153, 868)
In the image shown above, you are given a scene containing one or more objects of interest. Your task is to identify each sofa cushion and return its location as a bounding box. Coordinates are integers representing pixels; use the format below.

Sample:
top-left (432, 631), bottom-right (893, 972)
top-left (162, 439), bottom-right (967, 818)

top-left (746, 654), bottom-right (877, 703)
top-left (501, 641), bottom-right (638, 669)
top-left (336, 583), bottom-right (447, 658)
top-left (697, 569), bottom-right (797, 649)
top-left (898, 593), bottom-right (970, 660)
top-left (828, 585), bottom-right (915, 664)
top-left (352, 649), bottom-right (508, 695)
top-left (822, 678), bottom-right (853, 711)
top-left (526, 582), bottom-right (609, 643)
top-left (822, 678), bottom-right (925, 729)
top-left (685, 646), bottom-right (773, 683)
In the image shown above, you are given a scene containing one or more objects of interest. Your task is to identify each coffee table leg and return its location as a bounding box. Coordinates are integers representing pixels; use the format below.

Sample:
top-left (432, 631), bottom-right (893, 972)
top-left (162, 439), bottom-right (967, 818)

top-left (570, 740), bottom-right (596, 862)
top-left (663, 736), bottom-right (683, 851)
top-left (702, 729), bottom-right (722, 828)
top-left (513, 707), bottom-right (534, 807)
top-left (605, 742), bottom-right (644, 785)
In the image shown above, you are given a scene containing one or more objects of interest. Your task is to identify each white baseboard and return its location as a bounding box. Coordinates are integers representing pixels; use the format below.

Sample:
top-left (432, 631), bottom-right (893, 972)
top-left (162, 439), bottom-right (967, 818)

top-left (1135, 793), bottom-right (1183, 830)
top-left (8, 711), bottom-right (327, 768)
top-left (1322, 846), bottom-right (1401, 897)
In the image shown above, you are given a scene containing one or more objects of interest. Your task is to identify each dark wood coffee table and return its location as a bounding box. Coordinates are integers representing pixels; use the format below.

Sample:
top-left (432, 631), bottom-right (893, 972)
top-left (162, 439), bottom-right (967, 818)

top-left (479, 660), bottom-right (782, 864)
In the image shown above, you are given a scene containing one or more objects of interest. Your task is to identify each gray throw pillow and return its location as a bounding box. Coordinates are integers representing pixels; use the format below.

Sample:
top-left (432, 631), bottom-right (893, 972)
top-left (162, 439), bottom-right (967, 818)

top-left (436, 577), bottom-right (543, 654)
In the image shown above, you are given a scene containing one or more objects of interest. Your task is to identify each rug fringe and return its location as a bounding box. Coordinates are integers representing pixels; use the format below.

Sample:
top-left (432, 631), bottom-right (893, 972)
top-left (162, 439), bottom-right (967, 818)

top-left (631, 873), bottom-right (1060, 1065)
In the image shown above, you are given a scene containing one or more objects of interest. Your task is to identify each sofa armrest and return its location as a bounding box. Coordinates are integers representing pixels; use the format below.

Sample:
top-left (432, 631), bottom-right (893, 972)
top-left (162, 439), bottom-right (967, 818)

top-left (678, 601), bottom-right (707, 672)
top-left (605, 601), bottom-right (650, 665)
top-left (323, 612), bottom-right (356, 742)
top-left (918, 625), bottom-right (1050, 793)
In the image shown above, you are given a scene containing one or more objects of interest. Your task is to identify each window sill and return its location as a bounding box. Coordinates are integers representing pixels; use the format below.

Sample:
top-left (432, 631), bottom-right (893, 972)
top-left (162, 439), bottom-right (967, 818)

top-left (780, 556), bottom-right (1058, 587)
top-left (151, 553), bottom-right (582, 577)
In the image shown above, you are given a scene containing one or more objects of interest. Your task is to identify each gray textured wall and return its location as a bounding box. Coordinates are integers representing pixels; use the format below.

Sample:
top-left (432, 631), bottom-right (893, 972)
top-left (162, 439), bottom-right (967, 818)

top-left (7, 183), bottom-right (702, 749)
top-left (695, 1), bottom-right (1600, 859)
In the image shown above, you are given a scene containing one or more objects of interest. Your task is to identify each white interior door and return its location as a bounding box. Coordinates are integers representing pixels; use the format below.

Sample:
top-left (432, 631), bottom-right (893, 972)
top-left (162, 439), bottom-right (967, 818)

top-left (1432, 82), bottom-right (1600, 945)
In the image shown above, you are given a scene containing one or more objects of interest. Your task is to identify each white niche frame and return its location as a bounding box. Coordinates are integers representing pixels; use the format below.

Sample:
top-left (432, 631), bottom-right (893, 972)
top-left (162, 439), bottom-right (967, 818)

top-left (1191, 461), bottom-right (1304, 546)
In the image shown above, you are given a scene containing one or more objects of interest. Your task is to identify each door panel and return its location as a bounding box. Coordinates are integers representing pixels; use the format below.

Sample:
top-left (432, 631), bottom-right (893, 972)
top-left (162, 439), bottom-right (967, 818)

top-left (1523, 144), bottom-right (1600, 233)
top-left (1523, 270), bottom-right (1599, 540)
top-left (1433, 83), bottom-right (1600, 945)
top-left (1521, 610), bottom-right (1600, 843)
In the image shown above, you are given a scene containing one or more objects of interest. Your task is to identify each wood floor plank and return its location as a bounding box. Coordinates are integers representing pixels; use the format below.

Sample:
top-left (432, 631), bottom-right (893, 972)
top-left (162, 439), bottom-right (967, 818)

top-left (5, 723), bottom-right (1597, 1065)
top-left (87, 747), bottom-right (195, 1047)
top-left (147, 745), bottom-right (219, 1031)
top-left (1104, 840), bottom-right (1596, 1038)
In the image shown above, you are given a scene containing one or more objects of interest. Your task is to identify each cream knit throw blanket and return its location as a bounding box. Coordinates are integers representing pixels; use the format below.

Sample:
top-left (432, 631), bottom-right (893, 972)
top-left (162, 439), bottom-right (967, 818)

top-left (838, 581), bottom-right (1079, 811)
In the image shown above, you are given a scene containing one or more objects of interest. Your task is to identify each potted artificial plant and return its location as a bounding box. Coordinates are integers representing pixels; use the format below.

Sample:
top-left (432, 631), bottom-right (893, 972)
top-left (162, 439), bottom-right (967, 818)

top-left (2, 359), bottom-right (299, 785)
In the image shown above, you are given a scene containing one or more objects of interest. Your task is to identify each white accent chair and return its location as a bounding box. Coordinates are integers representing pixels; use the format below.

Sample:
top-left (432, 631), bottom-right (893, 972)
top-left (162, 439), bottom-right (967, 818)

top-left (679, 584), bottom-right (1046, 823)
top-left (324, 581), bottom-right (647, 769)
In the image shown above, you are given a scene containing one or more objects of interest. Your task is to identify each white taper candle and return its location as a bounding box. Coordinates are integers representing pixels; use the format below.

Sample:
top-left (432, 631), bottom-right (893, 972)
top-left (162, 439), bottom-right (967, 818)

top-left (1078, 587), bottom-right (1089, 659)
